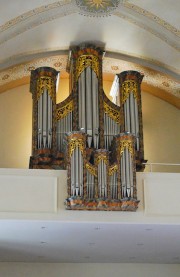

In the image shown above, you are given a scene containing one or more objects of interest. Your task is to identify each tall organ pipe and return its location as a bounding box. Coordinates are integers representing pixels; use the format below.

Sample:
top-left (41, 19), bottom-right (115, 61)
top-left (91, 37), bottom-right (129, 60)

top-left (30, 67), bottom-right (58, 156)
top-left (78, 67), bottom-right (99, 148)
top-left (118, 70), bottom-right (144, 164)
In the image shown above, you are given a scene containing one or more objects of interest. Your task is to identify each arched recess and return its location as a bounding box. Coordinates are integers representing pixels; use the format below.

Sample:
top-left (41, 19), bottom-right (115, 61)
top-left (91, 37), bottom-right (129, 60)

top-left (0, 55), bottom-right (179, 109)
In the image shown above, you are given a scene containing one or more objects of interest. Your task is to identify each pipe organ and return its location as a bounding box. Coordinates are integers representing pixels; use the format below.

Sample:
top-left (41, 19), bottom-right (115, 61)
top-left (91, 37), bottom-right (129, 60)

top-left (29, 44), bottom-right (146, 211)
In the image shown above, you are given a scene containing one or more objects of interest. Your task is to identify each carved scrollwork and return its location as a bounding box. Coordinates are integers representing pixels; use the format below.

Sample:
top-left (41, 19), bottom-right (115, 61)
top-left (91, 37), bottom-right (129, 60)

top-left (119, 140), bottom-right (134, 156)
top-left (121, 80), bottom-right (139, 104)
top-left (76, 55), bottom-right (99, 80)
top-left (95, 154), bottom-right (108, 165)
top-left (37, 76), bottom-right (56, 102)
top-left (104, 101), bottom-right (120, 123)
top-left (69, 138), bottom-right (85, 157)
top-left (86, 162), bottom-right (97, 177)
top-left (109, 164), bottom-right (118, 176)
top-left (57, 100), bottom-right (74, 120)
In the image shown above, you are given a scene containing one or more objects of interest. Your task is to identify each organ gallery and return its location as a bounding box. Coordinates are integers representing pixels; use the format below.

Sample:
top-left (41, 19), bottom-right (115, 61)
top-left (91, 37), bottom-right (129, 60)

top-left (29, 44), bottom-right (146, 211)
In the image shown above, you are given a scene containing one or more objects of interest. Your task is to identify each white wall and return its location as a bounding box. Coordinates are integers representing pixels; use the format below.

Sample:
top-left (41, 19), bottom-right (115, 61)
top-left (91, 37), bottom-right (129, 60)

top-left (142, 91), bottom-right (180, 172)
top-left (0, 263), bottom-right (180, 277)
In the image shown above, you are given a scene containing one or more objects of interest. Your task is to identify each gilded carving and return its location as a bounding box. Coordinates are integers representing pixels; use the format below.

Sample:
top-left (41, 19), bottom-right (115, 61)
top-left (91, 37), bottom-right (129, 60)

top-left (76, 55), bottom-right (99, 80)
top-left (104, 101), bottom-right (120, 123)
top-left (109, 164), bottom-right (118, 176)
top-left (95, 154), bottom-right (108, 165)
top-left (121, 80), bottom-right (139, 103)
top-left (57, 100), bottom-right (74, 120)
top-left (119, 140), bottom-right (133, 156)
top-left (69, 138), bottom-right (85, 157)
top-left (37, 76), bottom-right (56, 102)
top-left (86, 163), bottom-right (97, 177)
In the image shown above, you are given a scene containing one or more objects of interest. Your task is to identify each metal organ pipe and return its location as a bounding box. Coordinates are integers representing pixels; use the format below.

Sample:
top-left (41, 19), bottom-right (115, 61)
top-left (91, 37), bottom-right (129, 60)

top-left (37, 89), bottom-right (53, 149)
top-left (38, 94), bottom-right (42, 148)
top-left (79, 148), bottom-right (83, 196)
top-left (86, 67), bottom-right (93, 147)
top-left (129, 152), bottom-right (134, 197)
top-left (121, 151), bottom-right (126, 198)
top-left (110, 172), bottom-right (118, 199)
top-left (124, 92), bottom-right (140, 151)
top-left (48, 94), bottom-right (52, 148)
top-left (125, 148), bottom-right (130, 197)
top-left (70, 146), bottom-right (84, 197)
top-left (75, 147), bottom-right (79, 196)
top-left (92, 70), bottom-right (99, 149)
top-left (81, 70), bottom-right (86, 131)
top-left (129, 92), bottom-right (135, 135)
top-left (97, 160), bottom-right (107, 198)
top-left (121, 148), bottom-right (134, 198)
top-left (104, 112), bottom-right (121, 150)
top-left (71, 151), bottom-right (75, 196)
top-left (87, 171), bottom-right (95, 199)
top-left (134, 98), bottom-right (139, 151)
top-left (57, 109), bottom-right (73, 152)
top-left (78, 67), bottom-right (99, 148)
top-left (124, 97), bottom-right (130, 132)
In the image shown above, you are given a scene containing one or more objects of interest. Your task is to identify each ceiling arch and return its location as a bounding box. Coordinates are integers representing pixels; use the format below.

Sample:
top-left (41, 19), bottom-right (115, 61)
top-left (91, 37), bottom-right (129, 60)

top-left (0, 1), bottom-right (179, 107)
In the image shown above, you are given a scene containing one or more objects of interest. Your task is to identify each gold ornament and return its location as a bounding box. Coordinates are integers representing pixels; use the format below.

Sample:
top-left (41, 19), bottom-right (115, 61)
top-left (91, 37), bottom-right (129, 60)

top-left (104, 101), bottom-right (120, 123)
top-left (109, 164), bottom-right (118, 176)
top-left (121, 80), bottom-right (139, 104)
top-left (37, 76), bottom-right (56, 102)
top-left (57, 100), bottom-right (74, 120)
top-left (95, 154), bottom-right (108, 165)
top-left (69, 138), bottom-right (85, 157)
top-left (86, 163), bottom-right (97, 177)
top-left (76, 55), bottom-right (99, 80)
top-left (119, 140), bottom-right (133, 156)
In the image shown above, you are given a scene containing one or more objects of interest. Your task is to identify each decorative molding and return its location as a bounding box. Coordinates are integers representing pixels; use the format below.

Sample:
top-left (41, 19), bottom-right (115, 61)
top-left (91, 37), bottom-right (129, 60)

top-left (0, 55), bottom-right (67, 86)
top-left (109, 164), bottom-right (118, 176)
top-left (114, 11), bottom-right (180, 51)
top-left (0, 1), bottom-right (72, 33)
top-left (122, 2), bottom-right (180, 37)
top-left (37, 76), bottom-right (56, 102)
top-left (69, 138), bottom-right (85, 157)
top-left (85, 162), bottom-right (97, 176)
top-left (76, 54), bottom-right (100, 80)
top-left (103, 57), bottom-right (180, 99)
top-left (57, 100), bottom-right (74, 120)
top-left (103, 101), bottom-right (120, 123)
top-left (119, 140), bottom-right (134, 156)
top-left (75, 0), bottom-right (126, 17)
top-left (0, 0), bottom-right (179, 51)
top-left (121, 80), bottom-right (139, 104)
top-left (0, 1), bottom-right (75, 45)
top-left (0, 55), bottom-right (179, 101)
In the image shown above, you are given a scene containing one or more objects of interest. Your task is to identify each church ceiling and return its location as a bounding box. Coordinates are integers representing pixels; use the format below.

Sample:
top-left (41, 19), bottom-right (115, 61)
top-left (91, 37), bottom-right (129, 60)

top-left (0, 0), bottom-right (179, 106)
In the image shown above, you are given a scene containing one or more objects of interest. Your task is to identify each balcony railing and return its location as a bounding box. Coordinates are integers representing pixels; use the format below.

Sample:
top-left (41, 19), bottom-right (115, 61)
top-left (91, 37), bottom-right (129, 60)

top-left (143, 163), bottom-right (180, 173)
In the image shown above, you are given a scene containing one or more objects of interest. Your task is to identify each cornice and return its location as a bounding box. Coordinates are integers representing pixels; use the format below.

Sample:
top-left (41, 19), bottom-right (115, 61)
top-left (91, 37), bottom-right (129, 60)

top-left (0, 55), bottom-right (179, 106)
top-left (0, 47), bottom-right (179, 80)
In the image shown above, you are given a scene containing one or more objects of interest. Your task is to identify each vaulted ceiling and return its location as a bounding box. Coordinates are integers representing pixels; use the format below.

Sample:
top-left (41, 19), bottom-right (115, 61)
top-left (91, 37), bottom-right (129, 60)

top-left (0, 0), bottom-right (179, 107)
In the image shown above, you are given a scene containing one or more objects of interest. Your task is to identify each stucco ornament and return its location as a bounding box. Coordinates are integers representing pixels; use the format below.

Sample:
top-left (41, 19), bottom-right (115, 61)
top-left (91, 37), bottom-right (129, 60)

top-left (75, 0), bottom-right (126, 16)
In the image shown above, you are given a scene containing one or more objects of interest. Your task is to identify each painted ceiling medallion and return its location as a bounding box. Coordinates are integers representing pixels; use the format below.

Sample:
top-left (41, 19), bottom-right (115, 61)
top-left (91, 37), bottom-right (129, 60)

top-left (76, 0), bottom-right (125, 16)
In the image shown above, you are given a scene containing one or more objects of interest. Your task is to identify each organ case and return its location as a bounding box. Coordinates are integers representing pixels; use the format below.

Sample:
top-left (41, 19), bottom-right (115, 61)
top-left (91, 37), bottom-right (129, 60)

top-left (29, 44), bottom-right (146, 211)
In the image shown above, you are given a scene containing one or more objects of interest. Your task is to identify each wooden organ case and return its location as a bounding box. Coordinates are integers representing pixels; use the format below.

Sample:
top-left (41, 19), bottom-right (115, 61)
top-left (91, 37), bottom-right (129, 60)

top-left (29, 44), bottom-right (146, 211)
